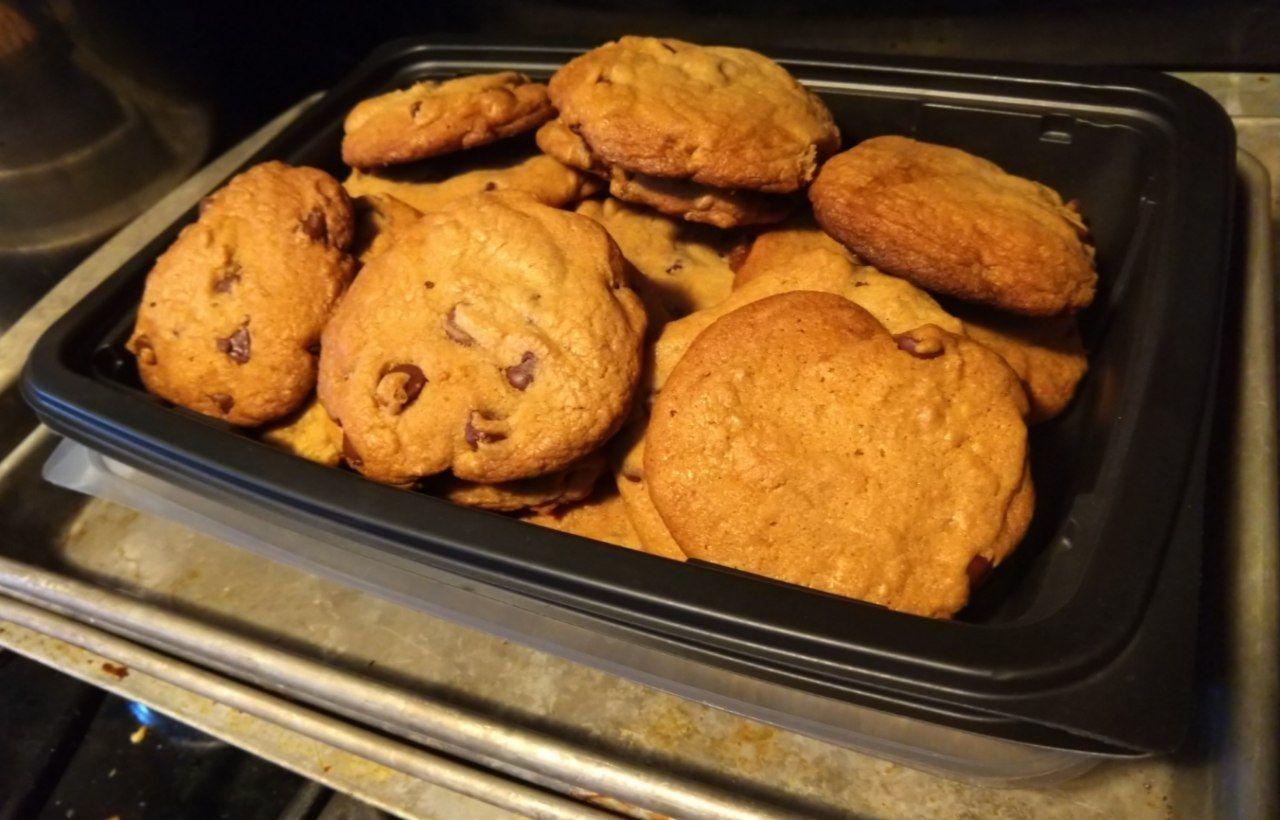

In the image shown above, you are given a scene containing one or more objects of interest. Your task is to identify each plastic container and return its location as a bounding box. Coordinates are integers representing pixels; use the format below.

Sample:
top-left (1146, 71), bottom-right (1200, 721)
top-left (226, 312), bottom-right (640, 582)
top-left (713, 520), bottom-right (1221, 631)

top-left (22, 42), bottom-right (1235, 758)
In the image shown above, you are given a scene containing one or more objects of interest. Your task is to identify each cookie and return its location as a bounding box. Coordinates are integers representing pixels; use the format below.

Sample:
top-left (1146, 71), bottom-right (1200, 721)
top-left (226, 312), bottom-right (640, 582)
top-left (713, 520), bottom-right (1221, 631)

top-left (607, 167), bottom-right (795, 229)
top-left (610, 415), bottom-right (689, 561)
top-left (732, 216), bottom-right (860, 289)
top-left (954, 306), bottom-right (1088, 423)
top-left (342, 72), bottom-right (554, 168)
top-left (429, 452), bottom-right (605, 512)
top-left (351, 194), bottom-right (422, 264)
top-left (318, 193), bottom-right (647, 485)
top-left (535, 119), bottom-right (608, 177)
top-left (260, 396), bottom-right (344, 467)
top-left (521, 482), bottom-right (668, 556)
top-left (810, 136), bottom-right (1096, 316)
top-left (128, 162), bottom-right (356, 426)
top-left (651, 230), bottom-right (963, 396)
top-left (344, 147), bottom-right (600, 215)
top-left (575, 198), bottom-right (743, 317)
top-left (549, 37), bottom-right (839, 193)
top-left (646, 292), bottom-right (1033, 617)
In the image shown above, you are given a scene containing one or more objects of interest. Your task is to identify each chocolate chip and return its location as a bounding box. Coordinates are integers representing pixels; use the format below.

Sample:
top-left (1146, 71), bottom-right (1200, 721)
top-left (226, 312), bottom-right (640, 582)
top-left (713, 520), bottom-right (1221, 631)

top-left (342, 435), bottom-right (363, 468)
top-left (132, 337), bottom-right (157, 366)
top-left (375, 363), bottom-right (427, 414)
top-left (504, 351), bottom-right (537, 391)
top-left (217, 325), bottom-right (251, 364)
top-left (483, 181), bottom-right (498, 191)
top-left (966, 555), bottom-right (992, 587)
top-left (423, 281), bottom-right (435, 289)
top-left (853, 281), bottom-right (868, 288)
top-left (664, 260), bottom-right (684, 274)
top-left (210, 393), bottom-right (234, 413)
top-left (300, 209), bottom-right (328, 243)
top-left (894, 332), bottom-right (943, 359)
top-left (443, 305), bottom-right (476, 346)
top-left (464, 411), bottom-right (506, 448)
top-left (409, 100), bottom-right (422, 119)
top-left (213, 262), bottom-right (241, 294)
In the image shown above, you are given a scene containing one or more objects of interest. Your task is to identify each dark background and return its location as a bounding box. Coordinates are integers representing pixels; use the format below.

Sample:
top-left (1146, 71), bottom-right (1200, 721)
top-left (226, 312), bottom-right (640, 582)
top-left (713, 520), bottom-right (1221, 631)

top-left (93, 0), bottom-right (1280, 153)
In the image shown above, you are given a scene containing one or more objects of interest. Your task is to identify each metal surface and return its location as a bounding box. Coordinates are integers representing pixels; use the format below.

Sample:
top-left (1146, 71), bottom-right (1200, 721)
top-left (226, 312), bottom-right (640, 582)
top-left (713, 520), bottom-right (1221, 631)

top-left (0, 77), bottom-right (1274, 819)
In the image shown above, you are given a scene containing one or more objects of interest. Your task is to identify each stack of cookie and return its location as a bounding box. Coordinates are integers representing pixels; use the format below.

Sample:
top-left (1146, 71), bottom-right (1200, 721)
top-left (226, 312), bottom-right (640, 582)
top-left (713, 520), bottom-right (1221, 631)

top-left (125, 36), bottom-right (1098, 620)
top-left (538, 36), bottom-right (840, 229)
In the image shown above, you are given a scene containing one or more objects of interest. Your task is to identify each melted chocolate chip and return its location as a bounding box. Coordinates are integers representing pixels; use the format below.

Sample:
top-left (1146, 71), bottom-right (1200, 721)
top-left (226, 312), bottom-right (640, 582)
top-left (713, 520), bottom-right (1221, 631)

top-left (464, 412), bottom-right (507, 448)
top-left (966, 555), bottom-right (992, 587)
top-left (342, 435), bottom-right (363, 468)
top-left (894, 333), bottom-right (943, 359)
top-left (483, 181), bottom-right (498, 192)
top-left (376, 364), bottom-right (427, 414)
top-left (217, 325), bottom-right (251, 364)
top-left (443, 305), bottom-right (476, 346)
top-left (423, 281), bottom-right (435, 289)
top-left (210, 393), bottom-right (234, 413)
top-left (300, 209), bottom-right (328, 243)
top-left (664, 260), bottom-right (684, 274)
top-left (213, 262), bottom-right (241, 294)
top-left (504, 351), bottom-right (537, 391)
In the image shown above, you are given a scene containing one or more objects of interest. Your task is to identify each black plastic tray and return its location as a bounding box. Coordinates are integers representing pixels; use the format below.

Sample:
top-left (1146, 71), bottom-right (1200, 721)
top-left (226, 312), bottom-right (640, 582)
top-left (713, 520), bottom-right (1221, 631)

top-left (22, 42), bottom-right (1235, 754)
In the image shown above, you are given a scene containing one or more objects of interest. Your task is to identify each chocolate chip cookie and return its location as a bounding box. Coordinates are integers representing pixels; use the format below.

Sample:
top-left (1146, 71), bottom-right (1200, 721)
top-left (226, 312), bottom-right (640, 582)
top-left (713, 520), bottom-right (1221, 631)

top-left (549, 37), bottom-right (839, 193)
top-left (344, 147), bottom-right (600, 215)
top-left (128, 161), bottom-right (356, 426)
top-left (342, 72), bottom-right (554, 169)
top-left (810, 136), bottom-right (1097, 316)
top-left (646, 291), bottom-right (1033, 617)
top-left (429, 452), bottom-right (605, 512)
top-left (318, 192), bottom-right (647, 485)
top-left (261, 397), bottom-right (345, 466)
top-left (575, 198), bottom-right (744, 317)
top-left (521, 482), bottom-right (666, 555)
top-left (351, 194), bottom-right (422, 265)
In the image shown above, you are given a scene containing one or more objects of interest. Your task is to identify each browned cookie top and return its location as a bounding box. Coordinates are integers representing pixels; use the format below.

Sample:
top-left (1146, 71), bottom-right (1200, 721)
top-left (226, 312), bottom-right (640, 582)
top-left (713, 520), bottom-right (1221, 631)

top-left (318, 193), bottom-right (647, 485)
top-left (127, 162), bottom-right (355, 426)
top-left (342, 72), bottom-right (554, 168)
top-left (810, 136), bottom-right (1096, 316)
top-left (549, 37), bottom-right (839, 194)
top-left (645, 291), bottom-right (1032, 618)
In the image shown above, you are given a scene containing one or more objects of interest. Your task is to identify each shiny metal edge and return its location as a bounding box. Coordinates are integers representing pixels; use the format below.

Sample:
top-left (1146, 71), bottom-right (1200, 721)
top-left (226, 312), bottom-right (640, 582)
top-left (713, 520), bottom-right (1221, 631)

top-left (0, 595), bottom-right (609, 820)
top-left (1218, 151), bottom-right (1278, 819)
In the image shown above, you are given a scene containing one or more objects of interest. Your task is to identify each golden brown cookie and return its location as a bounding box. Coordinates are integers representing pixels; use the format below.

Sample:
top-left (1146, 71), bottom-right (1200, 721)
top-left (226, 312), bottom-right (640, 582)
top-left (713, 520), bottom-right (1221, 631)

top-left (342, 72), bottom-right (554, 169)
top-left (428, 452), bottom-right (605, 513)
top-left (260, 397), bottom-right (344, 467)
top-left (351, 194), bottom-right (422, 265)
top-left (128, 162), bottom-right (356, 426)
top-left (574, 198), bottom-right (742, 317)
top-left (344, 147), bottom-right (600, 215)
top-left (318, 193), bottom-right (647, 485)
top-left (732, 216), bottom-right (859, 289)
top-left (810, 136), bottom-right (1096, 316)
top-left (607, 167), bottom-right (795, 229)
top-left (646, 292), bottom-right (1033, 617)
top-left (535, 119), bottom-right (608, 176)
top-left (650, 233), bottom-right (963, 395)
top-left (609, 415), bottom-right (689, 561)
top-left (954, 306), bottom-right (1088, 423)
top-left (520, 482), bottom-right (680, 558)
top-left (549, 37), bottom-right (839, 193)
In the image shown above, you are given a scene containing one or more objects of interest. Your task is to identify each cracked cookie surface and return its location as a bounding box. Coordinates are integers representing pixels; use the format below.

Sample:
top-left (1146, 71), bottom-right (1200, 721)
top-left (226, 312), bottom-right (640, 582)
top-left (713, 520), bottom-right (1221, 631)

top-left (318, 193), bottom-right (646, 485)
top-left (342, 72), bottom-right (554, 168)
top-left (128, 161), bottom-right (355, 426)
top-left (645, 291), bottom-right (1032, 617)
top-left (810, 136), bottom-right (1096, 315)
top-left (548, 37), bottom-right (839, 193)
